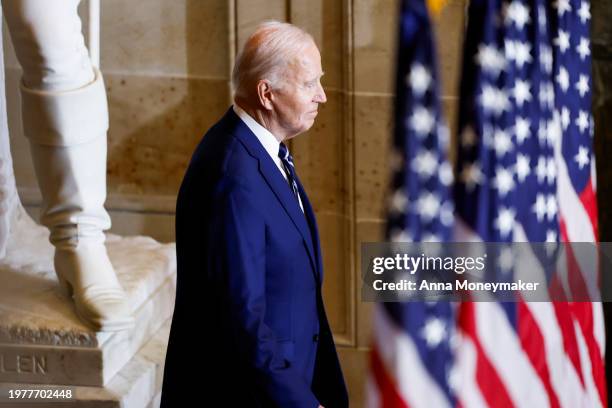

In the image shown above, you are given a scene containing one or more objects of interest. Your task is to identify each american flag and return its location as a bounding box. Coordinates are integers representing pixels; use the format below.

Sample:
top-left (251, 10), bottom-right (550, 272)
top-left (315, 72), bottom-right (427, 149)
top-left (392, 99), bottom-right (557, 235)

top-left (368, 0), bottom-right (606, 407)
top-left (367, 0), bottom-right (457, 407)
top-left (453, 0), bottom-right (605, 406)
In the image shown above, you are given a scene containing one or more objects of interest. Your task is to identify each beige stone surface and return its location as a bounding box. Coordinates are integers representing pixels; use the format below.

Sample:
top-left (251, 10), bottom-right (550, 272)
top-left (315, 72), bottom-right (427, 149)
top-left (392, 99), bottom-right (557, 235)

top-left (293, 90), bottom-right (349, 214)
top-left (291, 0), bottom-right (345, 90)
top-left (107, 210), bottom-right (175, 244)
top-left (105, 74), bottom-right (229, 196)
top-left (433, 0), bottom-right (467, 98)
top-left (353, 0), bottom-right (400, 94)
top-left (337, 346), bottom-right (369, 408)
top-left (100, 0), bottom-right (229, 78)
top-left (443, 96), bottom-right (460, 165)
top-left (354, 94), bottom-right (393, 220)
top-left (354, 220), bottom-right (384, 348)
top-left (236, 0), bottom-right (287, 49)
top-left (317, 212), bottom-right (352, 343)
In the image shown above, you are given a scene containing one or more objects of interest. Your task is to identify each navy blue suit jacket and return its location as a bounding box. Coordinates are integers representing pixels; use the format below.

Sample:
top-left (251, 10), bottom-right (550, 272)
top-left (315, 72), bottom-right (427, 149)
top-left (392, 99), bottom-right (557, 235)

top-left (161, 108), bottom-right (348, 407)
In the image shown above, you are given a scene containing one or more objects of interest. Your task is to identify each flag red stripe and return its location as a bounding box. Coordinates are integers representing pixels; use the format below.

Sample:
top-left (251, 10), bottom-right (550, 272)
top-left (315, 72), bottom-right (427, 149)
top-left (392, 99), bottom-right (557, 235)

top-left (549, 272), bottom-right (569, 302)
top-left (517, 301), bottom-right (561, 408)
top-left (370, 346), bottom-right (411, 408)
top-left (552, 302), bottom-right (585, 387)
top-left (579, 180), bottom-right (598, 241)
top-left (559, 218), bottom-right (590, 301)
top-left (459, 302), bottom-right (515, 408)
top-left (571, 303), bottom-right (608, 407)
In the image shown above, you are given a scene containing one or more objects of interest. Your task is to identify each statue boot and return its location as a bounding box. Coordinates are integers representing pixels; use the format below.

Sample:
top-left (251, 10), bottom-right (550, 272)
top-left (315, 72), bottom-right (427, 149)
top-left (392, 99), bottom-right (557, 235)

top-left (21, 68), bottom-right (134, 331)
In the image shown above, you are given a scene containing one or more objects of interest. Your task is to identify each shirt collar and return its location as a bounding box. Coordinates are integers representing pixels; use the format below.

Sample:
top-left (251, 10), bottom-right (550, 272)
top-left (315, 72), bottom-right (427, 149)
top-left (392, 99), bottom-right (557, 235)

top-left (233, 104), bottom-right (281, 160)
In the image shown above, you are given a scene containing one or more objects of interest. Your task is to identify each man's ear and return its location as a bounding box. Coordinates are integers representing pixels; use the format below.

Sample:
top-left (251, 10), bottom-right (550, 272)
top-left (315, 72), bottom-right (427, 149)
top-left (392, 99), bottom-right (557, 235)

top-left (256, 80), bottom-right (274, 111)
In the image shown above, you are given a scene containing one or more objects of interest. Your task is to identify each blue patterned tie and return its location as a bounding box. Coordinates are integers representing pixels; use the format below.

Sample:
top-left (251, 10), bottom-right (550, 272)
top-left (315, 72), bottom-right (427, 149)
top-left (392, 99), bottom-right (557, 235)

top-left (278, 143), bottom-right (300, 201)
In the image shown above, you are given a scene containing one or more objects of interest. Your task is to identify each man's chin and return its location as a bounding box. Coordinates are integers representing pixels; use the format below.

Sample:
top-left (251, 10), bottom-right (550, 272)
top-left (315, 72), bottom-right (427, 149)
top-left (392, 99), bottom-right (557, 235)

top-left (286, 124), bottom-right (315, 139)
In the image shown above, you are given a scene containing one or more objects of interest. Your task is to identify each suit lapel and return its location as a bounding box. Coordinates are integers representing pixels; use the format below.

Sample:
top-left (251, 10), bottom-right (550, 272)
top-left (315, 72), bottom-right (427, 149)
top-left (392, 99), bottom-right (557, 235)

top-left (229, 110), bottom-right (318, 274)
top-left (295, 178), bottom-right (323, 282)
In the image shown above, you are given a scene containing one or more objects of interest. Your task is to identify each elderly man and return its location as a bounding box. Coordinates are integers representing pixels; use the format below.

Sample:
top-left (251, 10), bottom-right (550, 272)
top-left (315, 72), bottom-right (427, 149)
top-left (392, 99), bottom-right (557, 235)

top-left (161, 21), bottom-right (348, 408)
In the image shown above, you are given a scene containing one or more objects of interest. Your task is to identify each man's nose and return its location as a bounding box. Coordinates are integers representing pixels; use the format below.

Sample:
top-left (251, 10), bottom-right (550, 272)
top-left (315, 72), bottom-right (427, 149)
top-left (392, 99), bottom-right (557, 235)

top-left (315, 83), bottom-right (327, 103)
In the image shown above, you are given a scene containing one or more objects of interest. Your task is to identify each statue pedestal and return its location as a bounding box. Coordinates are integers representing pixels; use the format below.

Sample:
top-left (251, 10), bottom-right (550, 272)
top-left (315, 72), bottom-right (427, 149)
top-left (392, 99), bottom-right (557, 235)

top-left (0, 208), bottom-right (176, 404)
top-left (1, 319), bottom-right (172, 407)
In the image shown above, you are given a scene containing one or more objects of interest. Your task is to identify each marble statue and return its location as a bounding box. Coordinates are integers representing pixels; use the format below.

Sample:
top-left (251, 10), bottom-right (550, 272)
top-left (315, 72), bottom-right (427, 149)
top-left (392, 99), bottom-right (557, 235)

top-left (0, 0), bottom-right (132, 332)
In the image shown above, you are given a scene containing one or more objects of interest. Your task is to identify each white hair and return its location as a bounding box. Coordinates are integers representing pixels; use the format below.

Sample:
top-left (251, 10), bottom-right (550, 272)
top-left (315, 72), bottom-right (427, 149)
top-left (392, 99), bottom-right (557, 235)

top-left (232, 21), bottom-right (315, 99)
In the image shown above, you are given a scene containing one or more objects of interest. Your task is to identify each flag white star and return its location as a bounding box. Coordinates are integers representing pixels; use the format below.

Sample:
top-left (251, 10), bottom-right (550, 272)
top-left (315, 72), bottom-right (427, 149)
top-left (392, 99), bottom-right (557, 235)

top-left (408, 64), bottom-right (432, 96)
top-left (556, 67), bottom-right (570, 92)
top-left (515, 154), bottom-right (531, 182)
top-left (417, 192), bottom-right (441, 222)
top-left (389, 188), bottom-right (409, 214)
top-left (515, 117), bottom-right (531, 144)
top-left (575, 74), bottom-right (590, 97)
top-left (540, 45), bottom-right (553, 73)
top-left (576, 110), bottom-right (590, 133)
top-left (544, 231), bottom-right (557, 254)
top-left (555, 0), bottom-right (571, 16)
top-left (438, 124), bottom-right (450, 148)
top-left (514, 42), bottom-right (533, 68)
top-left (412, 149), bottom-right (438, 179)
top-left (539, 82), bottom-right (554, 109)
top-left (440, 201), bottom-right (454, 227)
top-left (576, 37), bottom-right (590, 60)
top-left (495, 208), bottom-right (516, 238)
top-left (536, 157), bottom-right (547, 183)
top-left (439, 162), bottom-right (454, 186)
top-left (461, 162), bottom-right (483, 191)
top-left (498, 246), bottom-right (515, 272)
top-left (554, 30), bottom-right (571, 53)
top-left (409, 106), bottom-right (436, 136)
top-left (390, 229), bottom-right (413, 243)
top-left (560, 107), bottom-right (571, 130)
top-left (533, 194), bottom-right (547, 221)
top-left (574, 146), bottom-right (590, 169)
top-left (476, 44), bottom-right (506, 77)
top-left (578, 2), bottom-right (591, 24)
top-left (546, 157), bottom-right (556, 184)
top-left (421, 318), bottom-right (447, 348)
top-left (546, 195), bottom-right (558, 221)
top-left (479, 85), bottom-right (510, 116)
top-left (513, 79), bottom-right (532, 107)
top-left (494, 128), bottom-right (513, 157)
top-left (538, 120), bottom-right (548, 144)
top-left (506, 1), bottom-right (531, 30)
top-left (493, 167), bottom-right (516, 197)
top-left (537, 5), bottom-right (548, 30)
top-left (547, 117), bottom-right (561, 147)
top-left (505, 39), bottom-right (517, 61)
top-left (421, 233), bottom-right (441, 243)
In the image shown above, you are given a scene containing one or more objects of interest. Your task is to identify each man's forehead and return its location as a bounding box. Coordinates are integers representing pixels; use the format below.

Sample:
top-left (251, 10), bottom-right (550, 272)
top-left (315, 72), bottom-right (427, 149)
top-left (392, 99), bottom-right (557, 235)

top-left (290, 52), bottom-right (322, 74)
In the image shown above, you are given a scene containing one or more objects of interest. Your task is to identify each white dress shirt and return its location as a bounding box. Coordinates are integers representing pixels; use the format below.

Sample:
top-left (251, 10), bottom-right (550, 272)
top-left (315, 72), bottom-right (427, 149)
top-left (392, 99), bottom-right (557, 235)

top-left (233, 104), bottom-right (304, 212)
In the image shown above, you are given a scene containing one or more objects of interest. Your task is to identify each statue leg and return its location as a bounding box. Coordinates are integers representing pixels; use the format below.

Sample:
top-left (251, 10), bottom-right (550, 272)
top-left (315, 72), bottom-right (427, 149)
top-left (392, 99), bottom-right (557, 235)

top-left (2, 0), bottom-right (133, 331)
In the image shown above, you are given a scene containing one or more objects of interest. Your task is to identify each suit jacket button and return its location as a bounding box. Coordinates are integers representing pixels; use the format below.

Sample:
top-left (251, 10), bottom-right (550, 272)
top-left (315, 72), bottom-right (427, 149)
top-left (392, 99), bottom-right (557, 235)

top-left (313, 334), bottom-right (319, 342)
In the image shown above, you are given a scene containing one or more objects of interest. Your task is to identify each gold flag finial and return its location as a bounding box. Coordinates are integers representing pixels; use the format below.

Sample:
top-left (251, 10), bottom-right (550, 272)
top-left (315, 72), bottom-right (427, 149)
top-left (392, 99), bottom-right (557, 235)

top-left (426, 0), bottom-right (449, 16)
